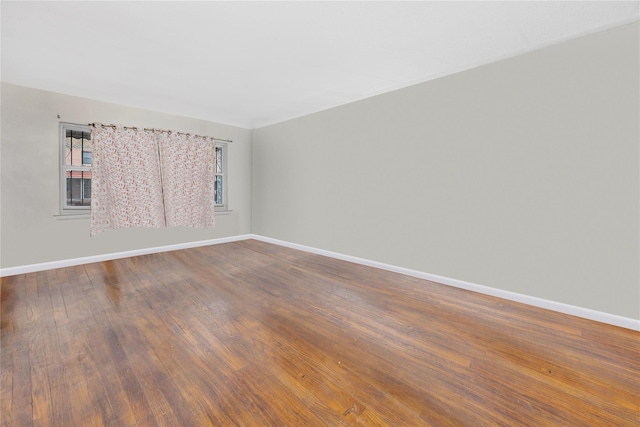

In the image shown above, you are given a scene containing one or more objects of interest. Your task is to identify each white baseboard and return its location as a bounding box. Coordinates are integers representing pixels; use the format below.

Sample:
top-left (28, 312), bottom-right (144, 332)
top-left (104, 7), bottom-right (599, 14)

top-left (2, 232), bottom-right (637, 331)
top-left (249, 234), bottom-right (640, 331)
top-left (0, 234), bottom-right (253, 277)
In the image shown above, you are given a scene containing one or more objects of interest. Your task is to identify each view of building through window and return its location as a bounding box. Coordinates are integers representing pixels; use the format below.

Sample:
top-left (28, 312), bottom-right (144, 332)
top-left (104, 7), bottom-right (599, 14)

top-left (214, 145), bottom-right (224, 206)
top-left (64, 128), bottom-right (92, 207)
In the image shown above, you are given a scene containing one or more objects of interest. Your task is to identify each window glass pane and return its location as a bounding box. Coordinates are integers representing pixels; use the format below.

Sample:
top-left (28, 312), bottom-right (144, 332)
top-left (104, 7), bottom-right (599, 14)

top-left (214, 175), bottom-right (223, 206)
top-left (82, 151), bottom-right (92, 165)
top-left (65, 170), bottom-right (92, 206)
top-left (83, 177), bottom-right (92, 199)
top-left (215, 146), bottom-right (223, 174)
top-left (65, 130), bottom-right (92, 166)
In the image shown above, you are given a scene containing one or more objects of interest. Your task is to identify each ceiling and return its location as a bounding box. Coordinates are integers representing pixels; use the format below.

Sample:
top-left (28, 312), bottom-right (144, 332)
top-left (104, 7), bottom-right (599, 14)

top-left (2, 1), bottom-right (638, 129)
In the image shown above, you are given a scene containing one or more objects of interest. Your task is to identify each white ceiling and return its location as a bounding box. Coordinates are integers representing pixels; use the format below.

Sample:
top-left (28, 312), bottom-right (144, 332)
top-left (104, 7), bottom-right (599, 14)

top-left (2, 1), bottom-right (638, 129)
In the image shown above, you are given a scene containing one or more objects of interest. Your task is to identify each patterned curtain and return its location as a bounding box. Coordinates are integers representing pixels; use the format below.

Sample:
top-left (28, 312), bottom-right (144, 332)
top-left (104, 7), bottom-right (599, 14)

top-left (90, 125), bottom-right (217, 235)
top-left (159, 132), bottom-right (216, 229)
top-left (90, 126), bottom-right (166, 235)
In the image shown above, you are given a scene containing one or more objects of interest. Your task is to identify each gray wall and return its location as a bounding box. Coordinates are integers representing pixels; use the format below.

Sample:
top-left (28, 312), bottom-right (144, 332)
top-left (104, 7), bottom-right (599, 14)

top-left (1, 83), bottom-right (253, 268)
top-left (252, 22), bottom-right (639, 319)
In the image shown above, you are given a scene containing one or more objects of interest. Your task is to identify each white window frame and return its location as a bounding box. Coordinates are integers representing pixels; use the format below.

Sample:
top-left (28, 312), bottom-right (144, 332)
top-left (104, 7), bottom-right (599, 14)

top-left (214, 142), bottom-right (229, 211)
top-left (59, 123), bottom-right (92, 215)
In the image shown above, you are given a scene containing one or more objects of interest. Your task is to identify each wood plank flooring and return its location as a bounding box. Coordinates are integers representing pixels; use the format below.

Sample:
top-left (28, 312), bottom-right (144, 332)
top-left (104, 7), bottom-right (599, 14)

top-left (1, 239), bottom-right (639, 426)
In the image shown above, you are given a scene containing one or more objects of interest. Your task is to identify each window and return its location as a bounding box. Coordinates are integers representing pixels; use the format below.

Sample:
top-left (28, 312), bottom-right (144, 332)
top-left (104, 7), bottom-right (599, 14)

top-left (60, 123), bottom-right (92, 212)
top-left (59, 123), bottom-right (229, 215)
top-left (82, 151), bottom-right (92, 165)
top-left (214, 143), bottom-right (228, 210)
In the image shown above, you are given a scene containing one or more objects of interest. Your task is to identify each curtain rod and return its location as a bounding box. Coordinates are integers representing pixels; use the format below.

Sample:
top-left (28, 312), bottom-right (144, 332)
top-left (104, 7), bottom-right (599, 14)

top-left (88, 123), bottom-right (233, 143)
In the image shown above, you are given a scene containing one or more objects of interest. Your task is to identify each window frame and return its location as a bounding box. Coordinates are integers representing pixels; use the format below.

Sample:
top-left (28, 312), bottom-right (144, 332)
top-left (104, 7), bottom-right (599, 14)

top-left (59, 122), bottom-right (92, 215)
top-left (214, 142), bottom-right (229, 211)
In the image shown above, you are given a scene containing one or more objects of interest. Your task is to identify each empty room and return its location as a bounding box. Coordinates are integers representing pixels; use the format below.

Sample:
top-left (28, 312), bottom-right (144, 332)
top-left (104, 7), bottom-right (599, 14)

top-left (1, 1), bottom-right (638, 426)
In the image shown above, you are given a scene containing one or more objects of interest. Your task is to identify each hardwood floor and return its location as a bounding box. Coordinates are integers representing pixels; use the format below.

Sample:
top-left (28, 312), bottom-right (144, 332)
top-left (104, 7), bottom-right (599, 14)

top-left (1, 240), bottom-right (638, 426)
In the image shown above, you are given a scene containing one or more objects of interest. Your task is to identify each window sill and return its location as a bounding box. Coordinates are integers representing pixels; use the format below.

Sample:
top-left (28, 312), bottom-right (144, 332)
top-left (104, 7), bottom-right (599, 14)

top-left (55, 212), bottom-right (90, 220)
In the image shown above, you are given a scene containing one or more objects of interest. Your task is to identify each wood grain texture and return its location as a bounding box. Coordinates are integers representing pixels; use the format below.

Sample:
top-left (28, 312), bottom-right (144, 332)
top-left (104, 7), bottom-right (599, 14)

top-left (2, 240), bottom-right (639, 426)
